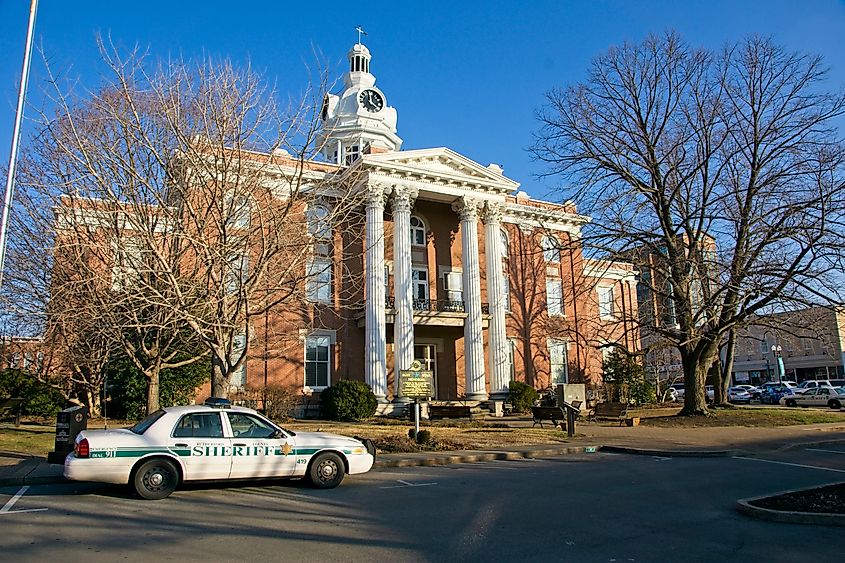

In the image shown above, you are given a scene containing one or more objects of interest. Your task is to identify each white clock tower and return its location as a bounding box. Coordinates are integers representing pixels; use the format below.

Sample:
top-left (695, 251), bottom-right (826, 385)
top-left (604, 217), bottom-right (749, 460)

top-left (318, 41), bottom-right (402, 164)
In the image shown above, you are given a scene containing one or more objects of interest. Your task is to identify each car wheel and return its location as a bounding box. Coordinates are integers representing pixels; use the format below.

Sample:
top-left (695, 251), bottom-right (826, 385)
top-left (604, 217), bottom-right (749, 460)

top-left (308, 452), bottom-right (345, 489)
top-left (829, 400), bottom-right (842, 410)
top-left (133, 458), bottom-right (179, 500)
top-left (785, 399), bottom-right (797, 408)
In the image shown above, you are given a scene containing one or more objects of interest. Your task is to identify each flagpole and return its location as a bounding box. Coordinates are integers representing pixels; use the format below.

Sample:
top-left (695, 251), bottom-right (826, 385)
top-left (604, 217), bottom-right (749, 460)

top-left (0, 0), bottom-right (39, 290)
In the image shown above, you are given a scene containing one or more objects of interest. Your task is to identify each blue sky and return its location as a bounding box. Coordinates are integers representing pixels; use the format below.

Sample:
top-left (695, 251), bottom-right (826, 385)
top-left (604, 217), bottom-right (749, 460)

top-left (1, 0), bottom-right (844, 200)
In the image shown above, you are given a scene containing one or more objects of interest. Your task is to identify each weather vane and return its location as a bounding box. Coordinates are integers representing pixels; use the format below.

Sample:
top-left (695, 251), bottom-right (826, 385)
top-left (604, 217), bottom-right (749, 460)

top-left (355, 26), bottom-right (367, 45)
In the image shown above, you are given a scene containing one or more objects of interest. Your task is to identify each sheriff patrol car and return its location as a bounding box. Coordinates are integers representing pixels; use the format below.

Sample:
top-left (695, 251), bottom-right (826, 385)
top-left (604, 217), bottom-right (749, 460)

top-left (64, 399), bottom-right (376, 499)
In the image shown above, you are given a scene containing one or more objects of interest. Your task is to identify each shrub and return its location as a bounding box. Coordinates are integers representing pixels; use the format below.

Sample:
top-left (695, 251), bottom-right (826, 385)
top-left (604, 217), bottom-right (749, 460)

top-left (603, 350), bottom-right (655, 405)
top-left (320, 380), bottom-right (377, 421)
top-left (509, 381), bottom-right (539, 413)
top-left (0, 368), bottom-right (65, 418)
top-left (408, 428), bottom-right (417, 439)
top-left (415, 429), bottom-right (431, 445)
top-left (232, 385), bottom-right (299, 421)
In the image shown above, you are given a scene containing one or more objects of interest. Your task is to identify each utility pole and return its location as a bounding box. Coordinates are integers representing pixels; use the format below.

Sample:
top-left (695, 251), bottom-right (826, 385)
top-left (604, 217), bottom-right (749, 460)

top-left (0, 0), bottom-right (39, 290)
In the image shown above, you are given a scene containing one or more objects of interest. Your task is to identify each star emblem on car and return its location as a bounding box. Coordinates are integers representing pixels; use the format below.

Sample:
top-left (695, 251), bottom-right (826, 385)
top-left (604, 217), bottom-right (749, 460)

top-left (281, 442), bottom-right (294, 455)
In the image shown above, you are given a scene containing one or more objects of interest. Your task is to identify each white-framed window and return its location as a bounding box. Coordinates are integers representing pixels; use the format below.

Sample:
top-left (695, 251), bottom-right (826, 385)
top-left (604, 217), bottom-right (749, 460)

top-left (412, 268), bottom-right (429, 301)
top-left (507, 338), bottom-right (518, 381)
top-left (548, 339), bottom-right (568, 384)
top-left (226, 251), bottom-right (249, 295)
top-left (500, 229), bottom-right (509, 259)
top-left (224, 190), bottom-right (251, 230)
top-left (344, 143), bottom-right (361, 165)
top-left (111, 238), bottom-right (145, 290)
top-left (546, 278), bottom-right (563, 316)
top-left (230, 332), bottom-right (247, 388)
top-left (444, 271), bottom-right (463, 303)
top-left (306, 258), bottom-right (332, 302)
top-left (541, 235), bottom-right (560, 263)
top-left (307, 204), bottom-right (331, 241)
top-left (305, 334), bottom-right (331, 389)
top-left (410, 216), bottom-right (426, 246)
top-left (759, 339), bottom-right (769, 355)
top-left (601, 345), bottom-right (614, 375)
top-left (502, 274), bottom-right (511, 313)
top-left (598, 286), bottom-right (615, 319)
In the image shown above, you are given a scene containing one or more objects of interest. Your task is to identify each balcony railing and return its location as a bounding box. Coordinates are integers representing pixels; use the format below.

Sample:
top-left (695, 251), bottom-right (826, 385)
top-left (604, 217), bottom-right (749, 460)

top-left (384, 297), bottom-right (489, 314)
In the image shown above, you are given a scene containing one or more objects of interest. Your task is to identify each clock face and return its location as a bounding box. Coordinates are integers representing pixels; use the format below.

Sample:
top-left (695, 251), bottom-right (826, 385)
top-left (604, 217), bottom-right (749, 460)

top-left (359, 89), bottom-right (384, 113)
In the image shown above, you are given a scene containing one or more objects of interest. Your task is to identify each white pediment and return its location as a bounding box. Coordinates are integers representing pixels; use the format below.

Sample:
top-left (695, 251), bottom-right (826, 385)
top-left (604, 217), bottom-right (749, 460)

top-left (361, 147), bottom-right (520, 194)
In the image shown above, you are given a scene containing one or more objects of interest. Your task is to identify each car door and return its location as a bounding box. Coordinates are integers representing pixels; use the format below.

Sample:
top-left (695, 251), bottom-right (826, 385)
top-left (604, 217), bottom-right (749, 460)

top-left (814, 387), bottom-right (832, 407)
top-left (170, 411), bottom-right (232, 480)
top-left (225, 412), bottom-right (297, 479)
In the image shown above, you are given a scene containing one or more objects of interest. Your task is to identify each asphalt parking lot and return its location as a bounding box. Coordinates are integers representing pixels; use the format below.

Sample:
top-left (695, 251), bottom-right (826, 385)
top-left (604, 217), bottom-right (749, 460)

top-left (2, 440), bottom-right (844, 562)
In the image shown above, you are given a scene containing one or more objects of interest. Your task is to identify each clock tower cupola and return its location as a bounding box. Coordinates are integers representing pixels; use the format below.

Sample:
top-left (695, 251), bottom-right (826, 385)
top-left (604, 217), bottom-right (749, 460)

top-left (318, 38), bottom-right (402, 164)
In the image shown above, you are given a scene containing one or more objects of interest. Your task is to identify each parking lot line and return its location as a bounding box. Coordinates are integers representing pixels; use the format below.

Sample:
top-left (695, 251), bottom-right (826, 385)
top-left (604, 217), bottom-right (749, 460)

top-left (806, 448), bottom-right (845, 455)
top-left (733, 455), bottom-right (845, 473)
top-left (0, 486), bottom-right (48, 515)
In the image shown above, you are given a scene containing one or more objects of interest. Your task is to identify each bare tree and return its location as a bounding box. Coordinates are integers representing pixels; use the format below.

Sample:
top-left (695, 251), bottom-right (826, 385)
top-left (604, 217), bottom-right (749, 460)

top-left (7, 39), bottom-right (364, 412)
top-left (533, 32), bottom-right (845, 415)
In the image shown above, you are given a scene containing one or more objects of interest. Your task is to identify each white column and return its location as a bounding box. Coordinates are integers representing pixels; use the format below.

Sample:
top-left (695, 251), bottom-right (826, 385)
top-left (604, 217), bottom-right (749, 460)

top-left (364, 187), bottom-right (388, 402)
top-left (453, 197), bottom-right (487, 401)
top-left (392, 186), bottom-right (417, 401)
top-left (484, 203), bottom-right (509, 400)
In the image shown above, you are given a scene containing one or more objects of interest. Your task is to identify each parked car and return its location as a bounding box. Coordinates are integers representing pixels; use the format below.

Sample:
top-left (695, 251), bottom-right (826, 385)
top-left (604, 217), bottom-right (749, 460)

top-left (733, 384), bottom-right (761, 400)
top-left (728, 387), bottom-right (753, 404)
top-left (793, 380), bottom-right (834, 394)
top-left (705, 385), bottom-right (714, 402)
top-left (760, 384), bottom-right (795, 405)
top-left (780, 386), bottom-right (845, 409)
top-left (670, 383), bottom-right (685, 401)
top-left (64, 398), bottom-right (376, 499)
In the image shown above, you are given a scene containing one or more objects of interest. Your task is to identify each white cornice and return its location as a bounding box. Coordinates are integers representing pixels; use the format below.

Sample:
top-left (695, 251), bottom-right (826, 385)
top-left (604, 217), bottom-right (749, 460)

top-left (502, 203), bottom-right (591, 234)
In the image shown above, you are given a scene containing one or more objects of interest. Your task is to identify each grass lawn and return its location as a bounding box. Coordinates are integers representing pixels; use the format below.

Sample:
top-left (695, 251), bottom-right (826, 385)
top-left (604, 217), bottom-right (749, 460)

top-left (2, 405), bottom-right (843, 456)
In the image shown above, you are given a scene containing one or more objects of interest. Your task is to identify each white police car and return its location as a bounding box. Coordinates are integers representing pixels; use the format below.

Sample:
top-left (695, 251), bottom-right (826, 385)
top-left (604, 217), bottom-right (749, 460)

top-left (64, 398), bottom-right (376, 499)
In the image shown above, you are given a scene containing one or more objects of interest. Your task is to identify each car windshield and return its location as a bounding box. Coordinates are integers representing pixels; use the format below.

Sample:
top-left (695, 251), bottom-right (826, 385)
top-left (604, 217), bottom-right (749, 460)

top-left (129, 410), bottom-right (166, 434)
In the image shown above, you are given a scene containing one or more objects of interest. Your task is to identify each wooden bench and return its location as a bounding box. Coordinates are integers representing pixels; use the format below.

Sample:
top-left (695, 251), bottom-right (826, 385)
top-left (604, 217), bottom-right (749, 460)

top-left (531, 406), bottom-right (566, 429)
top-left (428, 405), bottom-right (472, 420)
top-left (0, 398), bottom-right (25, 426)
top-left (589, 402), bottom-right (628, 426)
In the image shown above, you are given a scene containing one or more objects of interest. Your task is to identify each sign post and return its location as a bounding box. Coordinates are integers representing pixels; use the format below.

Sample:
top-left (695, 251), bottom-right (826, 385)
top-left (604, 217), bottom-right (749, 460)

top-left (398, 360), bottom-right (433, 436)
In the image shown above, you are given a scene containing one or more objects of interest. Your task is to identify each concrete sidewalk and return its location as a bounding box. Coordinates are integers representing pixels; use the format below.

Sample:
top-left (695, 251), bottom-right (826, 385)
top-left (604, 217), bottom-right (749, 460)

top-left (3, 420), bottom-right (845, 487)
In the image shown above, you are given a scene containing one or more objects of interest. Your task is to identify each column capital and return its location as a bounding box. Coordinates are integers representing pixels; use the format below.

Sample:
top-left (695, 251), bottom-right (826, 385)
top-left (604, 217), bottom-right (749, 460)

top-left (482, 202), bottom-right (504, 225)
top-left (391, 186), bottom-right (418, 214)
top-left (452, 197), bottom-right (481, 221)
top-left (365, 186), bottom-right (389, 210)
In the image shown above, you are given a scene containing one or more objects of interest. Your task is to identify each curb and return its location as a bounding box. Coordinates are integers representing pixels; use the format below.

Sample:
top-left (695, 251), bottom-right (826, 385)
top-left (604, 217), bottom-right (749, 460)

top-left (736, 481), bottom-right (845, 527)
top-left (599, 445), bottom-right (731, 458)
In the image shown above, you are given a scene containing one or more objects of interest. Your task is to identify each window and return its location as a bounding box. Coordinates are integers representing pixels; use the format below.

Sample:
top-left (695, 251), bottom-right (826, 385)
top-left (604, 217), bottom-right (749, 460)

top-left (172, 413), bottom-right (224, 438)
top-left (500, 229), bottom-right (509, 259)
top-left (226, 413), bottom-right (277, 439)
top-left (305, 335), bottom-right (331, 388)
top-left (444, 271), bottom-right (463, 303)
top-left (307, 258), bottom-right (332, 302)
top-left (507, 338), bottom-right (518, 381)
top-left (307, 204), bottom-right (331, 240)
top-left (502, 274), bottom-right (511, 313)
top-left (230, 332), bottom-right (247, 388)
top-left (598, 286), bottom-right (615, 319)
top-left (344, 143), bottom-right (360, 165)
top-left (226, 251), bottom-right (249, 295)
top-left (224, 190), bottom-right (251, 230)
top-left (548, 339), bottom-right (568, 384)
top-left (546, 278), bottom-right (563, 316)
top-left (412, 268), bottom-right (429, 301)
top-left (759, 340), bottom-right (769, 355)
top-left (601, 346), bottom-right (614, 376)
top-left (663, 282), bottom-right (677, 327)
top-left (541, 236), bottom-right (560, 263)
top-left (410, 216), bottom-right (426, 246)
top-left (112, 239), bottom-right (144, 290)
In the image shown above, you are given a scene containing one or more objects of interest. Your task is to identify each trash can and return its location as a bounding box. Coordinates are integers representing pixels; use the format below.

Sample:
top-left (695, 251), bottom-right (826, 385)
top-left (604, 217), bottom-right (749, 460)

top-left (47, 405), bottom-right (88, 464)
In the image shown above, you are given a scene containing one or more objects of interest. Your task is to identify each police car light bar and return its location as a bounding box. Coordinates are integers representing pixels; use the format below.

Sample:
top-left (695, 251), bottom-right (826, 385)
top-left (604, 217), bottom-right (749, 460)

top-left (204, 397), bottom-right (232, 408)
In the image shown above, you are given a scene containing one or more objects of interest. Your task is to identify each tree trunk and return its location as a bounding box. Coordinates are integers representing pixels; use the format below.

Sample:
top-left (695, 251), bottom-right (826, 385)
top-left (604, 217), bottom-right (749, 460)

top-left (717, 329), bottom-right (737, 406)
top-left (84, 387), bottom-right (102, 418)
top-left (211, 353), bottom-right (228, 399)
top-left (679, 347), bottom-right (715, 416)
top-left (145, 363), bottom-right (161, 415)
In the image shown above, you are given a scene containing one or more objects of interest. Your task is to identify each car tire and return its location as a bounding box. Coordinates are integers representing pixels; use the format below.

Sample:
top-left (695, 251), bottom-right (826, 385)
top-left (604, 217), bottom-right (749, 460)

top-left (308, 452), bottom-right (345, 489)
top-left (785, 399), bottom-right (797, 408)
top-left (829, 400), bottom-right (842, 410)
top-left (133, 458), bottom-right (179, 500)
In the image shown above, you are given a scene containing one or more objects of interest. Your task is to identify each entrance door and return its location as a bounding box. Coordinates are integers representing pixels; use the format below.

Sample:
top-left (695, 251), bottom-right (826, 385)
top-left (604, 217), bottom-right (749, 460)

top-left (414, 344), bottom-right (438, 399)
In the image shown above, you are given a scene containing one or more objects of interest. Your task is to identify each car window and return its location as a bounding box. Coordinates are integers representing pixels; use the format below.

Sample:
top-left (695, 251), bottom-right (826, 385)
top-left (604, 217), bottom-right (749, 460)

top-left (819, 388), bottom-right (830, 395)
top-left (129, 410), bottom-right (166, 434)
top-left (227, 413), bottom-right (278, 439)
top-left (172, 413), bottom-right (224, 438)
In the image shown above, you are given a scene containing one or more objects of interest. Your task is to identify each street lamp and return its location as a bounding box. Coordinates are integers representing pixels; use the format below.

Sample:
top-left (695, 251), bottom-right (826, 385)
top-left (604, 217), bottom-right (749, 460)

top-left (771, 345), bottom-right (783, 383)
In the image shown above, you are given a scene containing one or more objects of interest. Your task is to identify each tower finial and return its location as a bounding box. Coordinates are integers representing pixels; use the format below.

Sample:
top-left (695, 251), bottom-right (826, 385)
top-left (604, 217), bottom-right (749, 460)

top-left (355, 26), bottom-right (367, 45)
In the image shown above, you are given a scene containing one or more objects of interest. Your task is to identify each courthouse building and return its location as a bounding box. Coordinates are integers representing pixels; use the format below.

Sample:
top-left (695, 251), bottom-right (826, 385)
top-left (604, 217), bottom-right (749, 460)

top-left (233, 41), bottom-right (639, 410)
